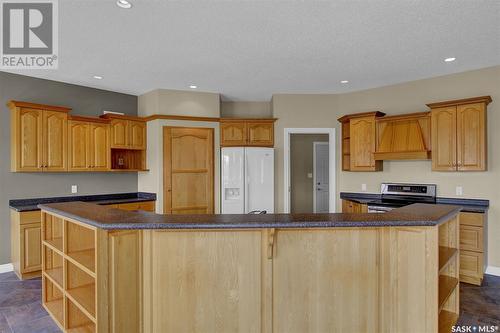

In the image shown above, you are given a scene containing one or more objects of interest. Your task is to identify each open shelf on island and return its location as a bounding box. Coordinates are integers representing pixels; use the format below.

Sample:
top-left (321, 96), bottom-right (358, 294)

top-left (66, 260), bottom-right (96, 319)
top-left (66, 221), bottom-right (96, 274)
top-left (438, 275), bottom-right (459, 310)
top-left (67, 249), bottom-right (96, 275)
top-left (43, 276), bottom-right (64, 330)
top-left (43, 245), bottom-right (64, 289)
top-left (438, 246), bottom-right (458, 273)
top-left (67, 297), bottom-right (96, 332)
top-left (439, 310), bottom-right (459, 333)
top-left (43, 214), bottom-right (64, 252)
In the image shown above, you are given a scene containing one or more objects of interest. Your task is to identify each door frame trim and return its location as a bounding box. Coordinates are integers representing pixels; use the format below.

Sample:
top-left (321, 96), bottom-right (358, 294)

top-left (313, 141), bottom-right (329, 213)
top-left (284, 128), bottom-right (336, 213)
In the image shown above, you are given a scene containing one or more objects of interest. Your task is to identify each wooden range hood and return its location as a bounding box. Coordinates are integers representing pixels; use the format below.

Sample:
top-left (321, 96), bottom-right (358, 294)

top-left (374, 112), bottom-right (432, 160)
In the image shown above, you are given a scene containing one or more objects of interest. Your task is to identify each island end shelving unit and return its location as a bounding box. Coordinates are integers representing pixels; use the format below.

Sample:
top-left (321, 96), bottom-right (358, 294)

top-left (438, 215), bottom-right (460, 333)
top-left (41, 212), bottom-right (100, 332)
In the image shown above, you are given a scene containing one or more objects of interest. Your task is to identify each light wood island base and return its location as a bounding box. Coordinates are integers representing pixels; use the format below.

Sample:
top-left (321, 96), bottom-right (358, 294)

top-left (40, 203), bottom-right (460, 333)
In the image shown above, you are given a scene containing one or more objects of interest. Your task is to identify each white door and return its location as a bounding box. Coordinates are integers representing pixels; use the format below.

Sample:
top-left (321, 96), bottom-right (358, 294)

top-left (245, 148), bottom-right (274, 214)
top-left (221, 148), bottom-right (245, 214)
top-left (313, 142), bottom-right (329, 213)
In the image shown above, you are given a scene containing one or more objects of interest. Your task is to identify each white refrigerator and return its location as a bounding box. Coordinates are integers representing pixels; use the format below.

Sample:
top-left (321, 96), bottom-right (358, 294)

top-left (221, 147), bottom-right (274, 214)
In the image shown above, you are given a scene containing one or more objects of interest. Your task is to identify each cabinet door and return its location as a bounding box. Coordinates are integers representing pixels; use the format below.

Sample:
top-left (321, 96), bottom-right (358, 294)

top-left (220, 122), bottom-right (247, 146)
top-left (457, 103), bottom-right (486, 171)
top-left (460, 250), bottom-right (483, 285)
top-left (129, 121), bottom-right (146, 150)
top-left (21, 223), bottom-right (42, 273)
top-left (111, 119), bottom-right (129, 148)
top-left (431, 107), bottom-right (457, 171)
top-left (90, 123), bottom-right (110, 170)
top-left (43, 111), bottom-right (67, 171)
top-left (349, 116), bottom-right (378, 171)
top-left (68, 120), bottom-right (90, 171)
top-left (14, 108), bottom-right (43, 171)
top-left (247, 122), bottom-right (274, 146)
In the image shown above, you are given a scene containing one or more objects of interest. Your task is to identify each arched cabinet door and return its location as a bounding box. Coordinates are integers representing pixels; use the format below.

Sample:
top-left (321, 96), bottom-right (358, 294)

top-left (456, 103), bottom-right (485, 171)
top-left (349, 116), bottom-right (380, 171)
top-left (110, 119), bottom-right (129, 148)
top-left (16, 108), bottom-right (43, 171)
top-left (431, 106), bottom-right (457, 171)
top-left (221, 121), bottom-right (247, 146)
top-left (43, 110), bottom-right (67, 171)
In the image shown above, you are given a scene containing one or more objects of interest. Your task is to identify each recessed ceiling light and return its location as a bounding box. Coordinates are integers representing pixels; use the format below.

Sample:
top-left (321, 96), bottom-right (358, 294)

top-left (116, 0), bottom-right (132, 9)
top-left (189, 85), bottom-right (197, 89)
top-left (340, 80), bottom-right (349, 84)
top-left (444, 57), bottom-right (456, 62)
top-left (93, 75), bottom-right (103, 80)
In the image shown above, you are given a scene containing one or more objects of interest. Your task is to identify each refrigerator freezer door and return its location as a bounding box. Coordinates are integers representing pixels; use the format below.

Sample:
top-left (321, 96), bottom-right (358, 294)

top-left (221, 147), bottom-right (245, 214)
top-left (244, 148), bottom-right (274, 214)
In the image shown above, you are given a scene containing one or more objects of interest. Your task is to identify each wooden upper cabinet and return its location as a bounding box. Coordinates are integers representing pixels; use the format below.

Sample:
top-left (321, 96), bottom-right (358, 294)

top-left (90, 123), bottom-right (110, 170)
top-left (68, 118), bottom-right (110, 171)
top-left (68, 120), bottom-right (90, 171)
top-left (431, 107), bottom-right (457, 171)
top-left (247, 121), bottom-right (274, 146)
top-left (13, 108), bottom-right (43, 171)
top-left (111, 119), bottom-right (129, 148)
top-left (129, 120), bottom-right (146, 150)
top-left (428, 96), bottom-right (490, 171)
top-left (220, 121), bottom-right (247, 146)
top-left (110, 118), bottom-right (146, 150)
top-left (9, 101), bottom-right (70, 172)
top-left (457, 103), bottom-right (485, 171)
top-left (220, 119), bottom-right (276, 147)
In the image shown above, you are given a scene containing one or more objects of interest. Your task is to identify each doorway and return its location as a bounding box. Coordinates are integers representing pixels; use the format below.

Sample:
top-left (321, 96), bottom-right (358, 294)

top-left (163, 126), bottom-right (214, 214)
top-left (284, 128), bottom-right (336, 213)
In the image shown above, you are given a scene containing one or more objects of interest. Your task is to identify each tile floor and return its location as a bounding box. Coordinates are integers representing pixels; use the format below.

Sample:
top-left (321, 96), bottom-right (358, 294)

top-left (0, 271), bottom-right (499, 332)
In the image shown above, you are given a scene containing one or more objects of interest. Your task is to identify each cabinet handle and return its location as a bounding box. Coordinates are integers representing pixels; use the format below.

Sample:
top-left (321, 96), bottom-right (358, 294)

top-left (267, 229), bottom-right (276, 259)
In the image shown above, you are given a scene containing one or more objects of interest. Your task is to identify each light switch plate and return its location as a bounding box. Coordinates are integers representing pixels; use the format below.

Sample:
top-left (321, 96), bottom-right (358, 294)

top-left (71, 185), bottom-right (78, 194)
top-left (361, 184), bottom-right (367, 191)
top-left (456, 186), bottom-right (463, 196)
top-left (307, 173), bottom-right (313, 179)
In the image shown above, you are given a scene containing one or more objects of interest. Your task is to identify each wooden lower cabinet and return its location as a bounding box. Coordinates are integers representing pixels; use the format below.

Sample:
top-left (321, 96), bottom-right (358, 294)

top-left (11, 210), bottom-right (42, 280)
top-left (342, 199), bottom-right (368, 213)
top-left (459, 212), bottom-right (486, 285)
top-left (116, 201), bottom-right (155, 212)
top-left (39, 207), bottom-right (459, 333)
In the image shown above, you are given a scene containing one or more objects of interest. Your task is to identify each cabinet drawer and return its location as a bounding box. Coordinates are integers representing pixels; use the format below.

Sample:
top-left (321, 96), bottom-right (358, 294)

top-left (460, 212), bottom-right (484, 227)
top-left (118, 201), bottom-right (155, 212)
top-left (460, 250), bottom-right (484, 279)
top-left (460, 225), bottom-right (483, 252)
top-left (19, 211), bottom-right (42, 225)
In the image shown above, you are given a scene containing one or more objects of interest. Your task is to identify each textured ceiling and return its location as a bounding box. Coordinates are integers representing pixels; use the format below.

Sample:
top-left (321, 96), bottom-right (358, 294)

top-left (3, 0), bottom-right (500, 100)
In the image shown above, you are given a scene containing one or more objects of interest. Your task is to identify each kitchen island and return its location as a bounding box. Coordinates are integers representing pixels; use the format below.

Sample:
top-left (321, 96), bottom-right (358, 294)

top-left (38, 202), bottom-right (461, 333)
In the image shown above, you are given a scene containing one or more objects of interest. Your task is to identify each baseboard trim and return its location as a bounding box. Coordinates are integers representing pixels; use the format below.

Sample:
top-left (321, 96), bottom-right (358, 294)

top-left (485, 265), bottom-right (500, 277)
top-left (0, 263), bottom-right (13, 274)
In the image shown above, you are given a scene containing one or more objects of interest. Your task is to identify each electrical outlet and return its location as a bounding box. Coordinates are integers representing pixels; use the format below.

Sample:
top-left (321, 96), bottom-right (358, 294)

top-left (456, 186), bottom-right (463, 196)
top-left (307, 173), bottom-right (313, 179)
top-left (361, 184), bottom-right (367, 191)
top-left (71, 185), bottom-right (78, 194)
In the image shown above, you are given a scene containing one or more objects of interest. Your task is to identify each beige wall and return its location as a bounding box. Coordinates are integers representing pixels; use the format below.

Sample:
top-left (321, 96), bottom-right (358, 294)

top-left (272, 65), bottom-right (500, 268)
top-left (291, 134), bottom-right (329, 213)
top-left (220, 101), bottom-right (272, 118)
top-left (138, 89), bottom-right (220, 117)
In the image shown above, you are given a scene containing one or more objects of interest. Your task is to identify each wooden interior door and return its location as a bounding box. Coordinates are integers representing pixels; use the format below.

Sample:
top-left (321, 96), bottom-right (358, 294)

top-left (68, 120), bottom-right (89, 171)
top-left (90, 123), bottom-right (110, 171)
top-left (43, 111), bottom-right (67, 171)
top-left (456, 103), bottom-right (485, 171)
top-left (164, 127), bottom-right (214, 214)
top-left (431, 107), bottom-right (457, 171)
top-left (349, 116), bottom-right (376, 171)
top-left (16, 108), bottom-right (43, 171)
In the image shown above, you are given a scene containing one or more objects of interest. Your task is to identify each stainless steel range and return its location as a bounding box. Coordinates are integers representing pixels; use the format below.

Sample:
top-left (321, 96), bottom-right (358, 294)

top-left (367, 183), bottom-right (437, 213)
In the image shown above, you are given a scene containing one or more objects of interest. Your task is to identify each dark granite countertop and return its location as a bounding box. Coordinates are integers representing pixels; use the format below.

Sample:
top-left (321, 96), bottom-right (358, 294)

top-left (340, 192), bottom-right (489, 213)
top-left (38, 201), bottom-right (461, 230)
top-left (9, 192), bottom-right (156, 212)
